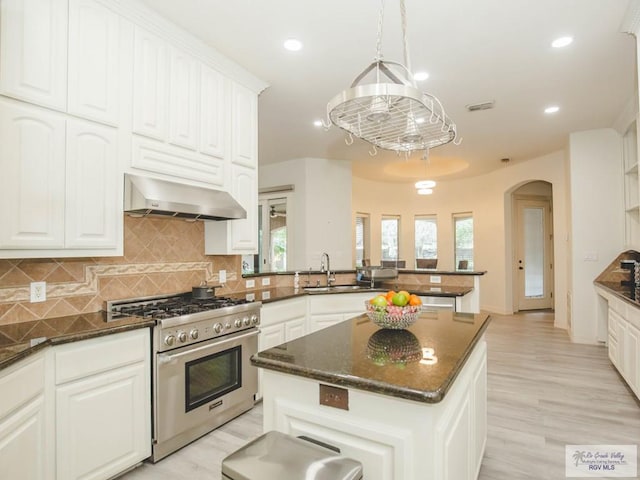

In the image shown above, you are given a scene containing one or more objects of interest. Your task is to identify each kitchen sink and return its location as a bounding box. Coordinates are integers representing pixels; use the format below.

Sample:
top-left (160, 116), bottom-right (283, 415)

top-left (304, 285), bottom-right (368, 293)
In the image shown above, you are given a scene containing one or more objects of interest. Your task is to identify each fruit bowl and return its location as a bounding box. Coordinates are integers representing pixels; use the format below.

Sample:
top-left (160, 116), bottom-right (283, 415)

top-left (366, 329), bottom-right (422, 366)
top-left (364, 300), bottom-right (420, 329)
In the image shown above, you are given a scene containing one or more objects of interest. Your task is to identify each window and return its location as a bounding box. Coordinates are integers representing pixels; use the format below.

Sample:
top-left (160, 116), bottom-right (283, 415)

top-left (454, 213), bottom-right (473, 270)
top-left (381, 216), bottom-right (400, 261)
top-left (415, 216), bottom-right (437, 260)
top-left (355, 214), bottom-right (370, 267)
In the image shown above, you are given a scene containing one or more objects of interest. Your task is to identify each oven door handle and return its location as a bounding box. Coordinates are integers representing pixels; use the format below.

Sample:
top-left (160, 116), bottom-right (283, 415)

top-left (157, 328), bottom-right (258, 365)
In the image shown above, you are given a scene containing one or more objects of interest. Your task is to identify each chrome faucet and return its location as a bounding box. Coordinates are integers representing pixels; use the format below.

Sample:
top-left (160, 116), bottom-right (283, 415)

top-left (320, 252), bottom-right (336, 286)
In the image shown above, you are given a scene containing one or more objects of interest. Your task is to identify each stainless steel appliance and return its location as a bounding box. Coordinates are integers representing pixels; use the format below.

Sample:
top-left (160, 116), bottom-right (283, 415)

top-left (106, 293), bottom-right (261, 462)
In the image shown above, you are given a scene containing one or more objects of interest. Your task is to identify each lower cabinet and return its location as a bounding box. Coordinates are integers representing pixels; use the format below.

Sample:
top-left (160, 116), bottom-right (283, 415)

top-left (54, 329), bottom-right (151, 480)
top-left (599, 287), bottom-right (640, 400)
top-left (307, 292), bottom-right (373, 332)
top-left (257, 297), bottom-right (307, 400)
top-left (0, 352), bottom-right (53, 480)
top-left (0, 328), bottom-right (151, 480)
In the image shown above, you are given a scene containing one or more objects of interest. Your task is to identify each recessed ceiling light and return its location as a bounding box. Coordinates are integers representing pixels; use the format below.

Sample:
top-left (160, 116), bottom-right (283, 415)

top-left (552, 36), bottom-right (573, 48)
top-left (544, 105), bottom-right (560, 114)
top-left (414, 71), bottom-right (429, 81)
top-left (313, 120), bottom-right (323, 127)
top-left (283, 38), bottom-right (303, 51)
top-left (415, 117), bottom-right (425, 124)
top-left (417, 188), bottom-right (433, 195)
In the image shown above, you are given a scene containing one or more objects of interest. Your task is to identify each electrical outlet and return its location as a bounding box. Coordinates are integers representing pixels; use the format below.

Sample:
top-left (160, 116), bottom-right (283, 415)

top-left (262, 277), bottom-right (271, 286)
top-left (30, 281), bottom-right (46, 303)
top-left (246, 293), bottom-right (255, 302)
top-left (246, 279), bottom-right (255, 288)
top-left (261, 291), bottom-right (271, 300)
top-left (219, 270), bottom-right (227, 283)
top-left (430, 275), bottom-right (441, 284)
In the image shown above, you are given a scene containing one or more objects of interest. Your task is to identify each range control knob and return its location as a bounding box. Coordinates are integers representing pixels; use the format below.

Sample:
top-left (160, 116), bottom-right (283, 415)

top-left (190, 329), bottom-right (199, 340)
top-left (178, 331), bottom-right (187, 343)
top-left (234, 319), bottom-right (242, 328)
top-left (213, 323), bottom-right (223, 334)
top-left (164, 335), bottom-right (176, 347)
top-left (251, 314), bottom-right (259, 325)
top-left (225, 322), bottom-right (231, 329)
top-left (243, 316), bottom-right (251, 327)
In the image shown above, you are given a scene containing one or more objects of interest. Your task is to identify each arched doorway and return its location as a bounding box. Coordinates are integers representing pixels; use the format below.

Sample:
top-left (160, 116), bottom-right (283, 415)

top-left (511, 181), bottom-right (554, 311)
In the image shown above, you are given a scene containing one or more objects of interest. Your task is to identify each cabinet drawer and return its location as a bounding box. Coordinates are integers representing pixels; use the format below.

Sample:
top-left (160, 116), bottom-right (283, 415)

top-left (261, 298), bottom-right (306, 327)
top-left (55, 329), bottom-right (149, 384)
top-left (0, 354), bottom-right (45, 417)
top-left (608, 336), bottom-right (619, 368)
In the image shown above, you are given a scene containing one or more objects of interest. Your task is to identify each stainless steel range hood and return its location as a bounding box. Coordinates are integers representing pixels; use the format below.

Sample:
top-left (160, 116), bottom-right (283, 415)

top-left (124, 174), bottom-right (246, 221)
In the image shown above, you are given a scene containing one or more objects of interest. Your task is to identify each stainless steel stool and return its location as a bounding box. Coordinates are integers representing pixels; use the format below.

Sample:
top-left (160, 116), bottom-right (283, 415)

top-left (221, 431), bottom-right (363, 480)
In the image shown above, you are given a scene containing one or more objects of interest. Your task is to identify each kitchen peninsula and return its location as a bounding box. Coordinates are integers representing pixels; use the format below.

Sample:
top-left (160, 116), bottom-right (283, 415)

top-left (252, 309), bottom-right (490, 480)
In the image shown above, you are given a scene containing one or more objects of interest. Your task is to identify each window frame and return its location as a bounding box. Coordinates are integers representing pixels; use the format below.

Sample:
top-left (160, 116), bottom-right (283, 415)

top-left (381, 215), bottom-right (401, 261)
top-left (414, 215), bottom-right (438, 261)
top-left (453, 212), bottom-right (474, 271)
top-left (355, 213), bottom-right (370, 267)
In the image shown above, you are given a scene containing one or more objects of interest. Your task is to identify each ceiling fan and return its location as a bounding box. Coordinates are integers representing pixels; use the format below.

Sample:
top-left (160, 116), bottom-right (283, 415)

top-left (269, 205), bottom-right (286, 218)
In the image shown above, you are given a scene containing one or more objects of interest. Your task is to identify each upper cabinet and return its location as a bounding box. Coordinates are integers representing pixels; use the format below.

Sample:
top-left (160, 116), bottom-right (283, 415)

top-left (0, 0), bottom-right (68, 111)
top-left (67, 0), bottom-right (120, 125)
top-left (0, 0), bottom-right (267, 259)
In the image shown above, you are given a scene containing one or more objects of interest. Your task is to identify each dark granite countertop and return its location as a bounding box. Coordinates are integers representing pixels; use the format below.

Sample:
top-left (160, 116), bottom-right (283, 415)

top-left (594, 280), bottom-right (640, 308)
top-left (243, 269), bottom-right (486, 278)
top-left (0, 312), bottom-right (154, 370)
top-left (249, 284), bottom-right (474, 304)
top-left (252, 310), bottom-right (490, 403)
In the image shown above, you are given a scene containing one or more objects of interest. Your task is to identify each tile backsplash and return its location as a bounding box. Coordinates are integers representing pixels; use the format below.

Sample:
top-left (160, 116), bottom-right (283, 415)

top-left (0, 216), bottom-right (243, 325)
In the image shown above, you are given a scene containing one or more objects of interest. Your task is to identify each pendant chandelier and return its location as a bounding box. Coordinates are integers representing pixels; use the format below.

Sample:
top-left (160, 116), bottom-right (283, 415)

top-left (326, 0), bottom-right (460, 156)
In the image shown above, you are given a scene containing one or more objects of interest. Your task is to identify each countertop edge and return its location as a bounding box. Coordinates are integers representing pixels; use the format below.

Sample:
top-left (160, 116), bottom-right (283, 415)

top-left (594, 281), bottom-right (640, 309)
top-left (0, 318), bottom-right (154, 371)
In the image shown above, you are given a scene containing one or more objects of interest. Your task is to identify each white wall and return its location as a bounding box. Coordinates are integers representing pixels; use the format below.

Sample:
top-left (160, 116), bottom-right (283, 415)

top-left (353, 150), bottom-right (569, 322)
top-left (259, 158), bottom-right (353, 270)
top-left (567, 129), bottom-right (624, 344)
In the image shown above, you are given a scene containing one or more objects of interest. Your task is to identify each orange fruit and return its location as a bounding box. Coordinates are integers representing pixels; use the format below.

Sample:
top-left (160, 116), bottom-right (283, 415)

top-left (398, 290), bottom-right (411, 299)
top-left (409, 294), bottom-right (422, 306)
top-left (385, 290), bottom-right (396, 302)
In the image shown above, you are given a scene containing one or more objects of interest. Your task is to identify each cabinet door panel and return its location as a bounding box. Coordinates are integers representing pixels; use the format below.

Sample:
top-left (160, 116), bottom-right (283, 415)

top-left (230, 165), bottom-right (257, 251)
top-left (624, 324), bottom-right (639, 395)
top-left (285, 318), bottom-right (306, 341)
top-left (56, 362), bottom-right (150, 480)
top-left (0, 395), bottom-right (49, 480)
top-left (168, 47), bottom-right (198, 150)
top-left (200, 64), bottom-right (226, 158)
top-left (65, 119), bottom-right (118, 248)
top-left (0, 99), bottom-right (65, 248)
top-left (0, 0), bottom-right (67, 110)
top-left (67, 0), bottom-right (120, 125)
top-left (132, 26), bottom-right (167, 140)
top-left (231, 82), bottom-right (257, 168)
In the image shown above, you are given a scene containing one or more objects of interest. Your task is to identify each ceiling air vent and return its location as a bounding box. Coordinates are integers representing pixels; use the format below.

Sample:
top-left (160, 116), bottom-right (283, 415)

top-left (466, 100), bottom-right (495, 112)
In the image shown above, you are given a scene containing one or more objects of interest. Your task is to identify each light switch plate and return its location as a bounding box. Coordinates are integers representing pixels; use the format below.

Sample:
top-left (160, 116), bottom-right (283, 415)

top-left (261, 291), bottom-right (271, 300)
top-left (246, 293), bottom-right (255, 301)
top-left (262, 277), bottom-right (270, 286)
top-left (219, 270), bottom-right (227, 283)
top-left (430, 275), bottom-right (442, 284)
top-left (246, 279), bottom-right (255, 288)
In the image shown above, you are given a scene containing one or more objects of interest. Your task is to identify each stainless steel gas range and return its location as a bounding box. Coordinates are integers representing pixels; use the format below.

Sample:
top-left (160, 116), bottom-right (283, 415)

top-left (106, 293), bottom-right (261, 462)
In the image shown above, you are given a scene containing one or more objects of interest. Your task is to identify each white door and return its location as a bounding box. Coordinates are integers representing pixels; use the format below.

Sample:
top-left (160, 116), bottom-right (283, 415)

top-left (516, 199), bottom-right (553, 310)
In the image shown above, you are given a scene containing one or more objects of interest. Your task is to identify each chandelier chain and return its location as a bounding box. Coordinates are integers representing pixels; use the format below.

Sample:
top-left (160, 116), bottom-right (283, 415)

top-left (375, 0), bottom-right (385, 61)
top-left (400, 0), bottom-right (411, 73)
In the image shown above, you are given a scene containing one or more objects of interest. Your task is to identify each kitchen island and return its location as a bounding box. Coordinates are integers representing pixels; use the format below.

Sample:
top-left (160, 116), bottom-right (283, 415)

top-left (251, 309), bottom-right (490, 480)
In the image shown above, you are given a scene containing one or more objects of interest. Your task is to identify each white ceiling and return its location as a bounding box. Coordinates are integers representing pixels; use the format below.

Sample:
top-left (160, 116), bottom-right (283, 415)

top-left (139, 0), bottom-right (636, 183)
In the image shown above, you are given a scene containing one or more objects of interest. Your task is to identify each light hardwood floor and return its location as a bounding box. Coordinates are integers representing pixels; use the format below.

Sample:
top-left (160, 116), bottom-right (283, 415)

top-left (120, 312), bottom-right (640, 480)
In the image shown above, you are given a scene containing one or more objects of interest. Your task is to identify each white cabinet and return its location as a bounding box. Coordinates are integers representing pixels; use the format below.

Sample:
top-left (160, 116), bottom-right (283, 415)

top-left (600, 287), bottom-right (640, 400)
top-left (67, 0), bottom-right (120, 125)
top-left (65, 118), bottom-right (119, 248)
top-left (0, 0), bottom-right (68, 111)
top-left (204, 165), bottom-right (257, 254)
top-left (54, 328), bottom-right (151, 480)
top-left (307, 292), bottom-right (372, 332)
top-left (231, 82), bottom-right (257, 169)
top-left (0, 353), bottom-right (53, 480)
top-left (0, 98), bottom-right (122, 257)
top-left (168, 47), bottom-right (198, 151)
top-left (0, 99), bottom-right (66, 249)
top-left (130, 25), bottom-right (229, 186)
top-left (132, 25), bottom-right (167, 140)
top-left (257, 297), bottom-right (307, 400)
